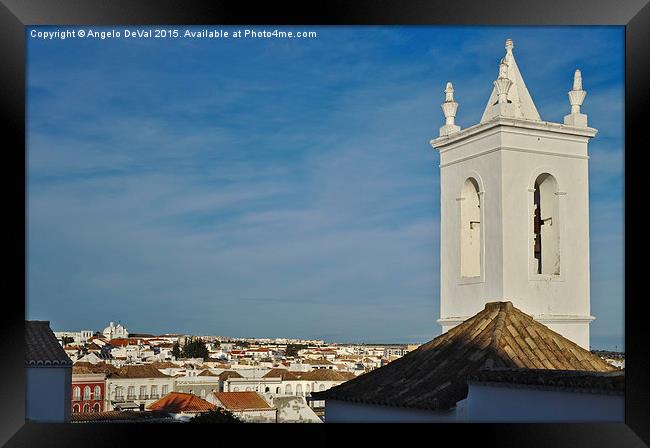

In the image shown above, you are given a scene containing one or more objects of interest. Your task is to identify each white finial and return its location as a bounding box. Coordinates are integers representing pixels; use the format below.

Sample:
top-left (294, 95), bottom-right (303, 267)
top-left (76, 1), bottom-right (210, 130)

top-left (564, 69), bottom-right (588, 126)
top-left (572, 69), bottom-right (583, 91)
top-left (494, 58), bottom-right (513, 105)
top-left (444, 82), bottom-right (455, 102)
top-left (439, 82), bottom-right (460, 136)
top-left (505, 38), bottom-right (514, 52)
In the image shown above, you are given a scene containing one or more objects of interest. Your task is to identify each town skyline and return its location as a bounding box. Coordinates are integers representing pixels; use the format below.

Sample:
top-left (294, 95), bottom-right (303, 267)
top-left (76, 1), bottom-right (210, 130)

top-left (27, 26), bottom-right (624, 349)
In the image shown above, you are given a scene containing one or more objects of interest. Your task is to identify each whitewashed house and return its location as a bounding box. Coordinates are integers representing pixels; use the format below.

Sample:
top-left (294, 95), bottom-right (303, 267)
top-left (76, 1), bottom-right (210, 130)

top-left (104, 365), bottom-right (175, 411)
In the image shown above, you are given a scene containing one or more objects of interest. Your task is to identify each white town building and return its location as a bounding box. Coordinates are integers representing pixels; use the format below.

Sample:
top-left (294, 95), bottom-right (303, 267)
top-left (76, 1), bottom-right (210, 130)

top-left (102, 321), bottom-right (129, 340)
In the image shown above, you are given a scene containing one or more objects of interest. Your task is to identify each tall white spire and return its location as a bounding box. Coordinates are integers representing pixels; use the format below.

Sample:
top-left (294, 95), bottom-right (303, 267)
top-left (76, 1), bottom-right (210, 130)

top-left (480, 39), bottom-right (542, 123)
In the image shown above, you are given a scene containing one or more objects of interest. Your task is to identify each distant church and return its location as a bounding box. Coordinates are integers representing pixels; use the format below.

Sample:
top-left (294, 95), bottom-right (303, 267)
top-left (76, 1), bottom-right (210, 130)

top-left (433, 38), bottom-right (596, 350)
top-left (312, 39), bottom-right (622, 423)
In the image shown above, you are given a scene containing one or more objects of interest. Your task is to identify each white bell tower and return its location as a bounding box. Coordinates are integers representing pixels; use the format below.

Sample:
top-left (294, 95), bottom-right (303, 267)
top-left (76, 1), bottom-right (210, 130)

top-left (430, 39), bottom-right (597, 349)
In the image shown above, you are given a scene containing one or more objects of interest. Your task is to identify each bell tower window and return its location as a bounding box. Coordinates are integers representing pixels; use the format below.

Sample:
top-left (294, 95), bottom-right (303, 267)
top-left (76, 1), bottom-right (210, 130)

top-left (460, 178), bottom-right (481, 278)
top-left (532, 173), bottom-right (560, 275)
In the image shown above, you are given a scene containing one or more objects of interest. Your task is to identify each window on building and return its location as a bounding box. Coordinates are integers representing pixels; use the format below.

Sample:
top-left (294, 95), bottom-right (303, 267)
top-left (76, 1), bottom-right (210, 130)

top-left (140, 385), bottom-right (147, 399)
top-left (93, 403), bottom-right (100, 412)
top-left (94, 386), bottom-right (101, 400)
top-left (83, 386), bottom-right (91, 400)
top-left (161, 385), bottom-right (168, 396)
top-left (83, 403), bottom-right (90, 413)
top-left (127, 386), bottom-right (135, 400)
top-left (533, 173), bottom-right (560, 275)
top-left (296, 384), bottom-right (303, 396)
top-left (319, 384), bottom-right (326, 392)
top-left (285, 384), bottom-right (292, 395)
top-left (73, 386), bottom-right (81, 401)
top-left (200, 389), bottom-right (206, 399)
top-left (73, 404), bottom-right (80, 413)
top-left (151, 385), bottom-right (158, 398)
top-left (115, 386), bottom-right (123, 400)
top-left (265, 387), bottom-right (270, 393)
top-left (460, 177), bottom-right (481, 278)
top-left (276, 387), bottom-right (281, 394)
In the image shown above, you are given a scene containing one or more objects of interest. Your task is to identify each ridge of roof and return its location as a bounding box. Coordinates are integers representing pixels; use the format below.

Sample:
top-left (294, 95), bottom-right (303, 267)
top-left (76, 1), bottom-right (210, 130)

top-left (312, 301), bottom-right (616, 411)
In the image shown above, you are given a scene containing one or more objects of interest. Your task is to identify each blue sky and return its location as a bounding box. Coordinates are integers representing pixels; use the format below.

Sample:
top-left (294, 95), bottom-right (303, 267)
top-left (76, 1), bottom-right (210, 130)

top-left (26, 26), bottom-right (624, 349)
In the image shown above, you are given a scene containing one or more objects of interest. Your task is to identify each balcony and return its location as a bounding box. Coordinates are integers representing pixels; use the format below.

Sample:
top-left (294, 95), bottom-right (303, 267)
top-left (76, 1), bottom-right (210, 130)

top-left (150, 394), bottom-right (159, 399)
top-left (139, 395), bottom-right (149, 400)
top-left (127, 395), bottom-right (137, 400)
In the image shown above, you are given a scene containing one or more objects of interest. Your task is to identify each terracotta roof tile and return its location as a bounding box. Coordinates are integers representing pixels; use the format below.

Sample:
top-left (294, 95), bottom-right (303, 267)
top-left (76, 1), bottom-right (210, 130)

top-left (262, 368), bottom-right (300, 380)
top-left (218, 370), bottom-right (243, 381)
top-left (297, 369), bottom-right (355, 381)
top-left (149, 361), bottom-right (179, 369)
top-left (25, 321), bottom-right (72, 367)
top-left (147, 392), bottom-right (216, 413)
top-left (109, 364), bottom-right (171, 379)
top-left (72, 362), bottom-right (118, 375)
top-left (312, 302), bottom-right (617, 411)
top-left (212, 392), bottom-right (272, 411)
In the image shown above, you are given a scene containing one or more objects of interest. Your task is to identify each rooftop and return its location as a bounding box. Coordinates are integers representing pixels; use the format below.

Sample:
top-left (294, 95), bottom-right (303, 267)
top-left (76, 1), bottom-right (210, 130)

top-left (263, 368), bottom-right (300, 381)
top-left (212, 392), bottom-right (273, 411)
top-left (311, 302), bottom-right (617, 411)
top-left (109, 364), bottom-right (172, 379)
top-left (147, 392), bottom-right (216, 413)
top-left (25, 321), bottom-right (72, 367)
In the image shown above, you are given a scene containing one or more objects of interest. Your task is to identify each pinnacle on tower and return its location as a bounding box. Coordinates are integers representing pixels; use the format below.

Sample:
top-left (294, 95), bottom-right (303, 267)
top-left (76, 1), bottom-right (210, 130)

top-left (564, 69), bottom-right (588, 127)
top-left (439, 82), bottom-right (461, 137)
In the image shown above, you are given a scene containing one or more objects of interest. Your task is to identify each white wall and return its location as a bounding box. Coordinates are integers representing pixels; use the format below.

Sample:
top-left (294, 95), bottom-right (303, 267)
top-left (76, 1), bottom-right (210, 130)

top-left (26, 367), bottom-right (71, 422)
top-left (324, 400), bottom-right (457, 423)
top-left (466, 383), bottom-right (623, 422)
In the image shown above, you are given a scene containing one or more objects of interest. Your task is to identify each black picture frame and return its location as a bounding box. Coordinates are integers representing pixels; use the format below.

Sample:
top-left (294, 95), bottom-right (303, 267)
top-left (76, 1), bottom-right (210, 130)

top-left (1, 0), bottom-right (645, 446)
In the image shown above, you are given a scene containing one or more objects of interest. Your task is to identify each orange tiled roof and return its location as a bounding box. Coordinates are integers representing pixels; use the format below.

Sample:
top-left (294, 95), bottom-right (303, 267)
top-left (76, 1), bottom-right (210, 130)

top-left (147, 392), bottom-right (216, 413)
top-left (312, 301), bottom-right (617, 411)
top-left (213, 392), bottom-right (273, 411)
